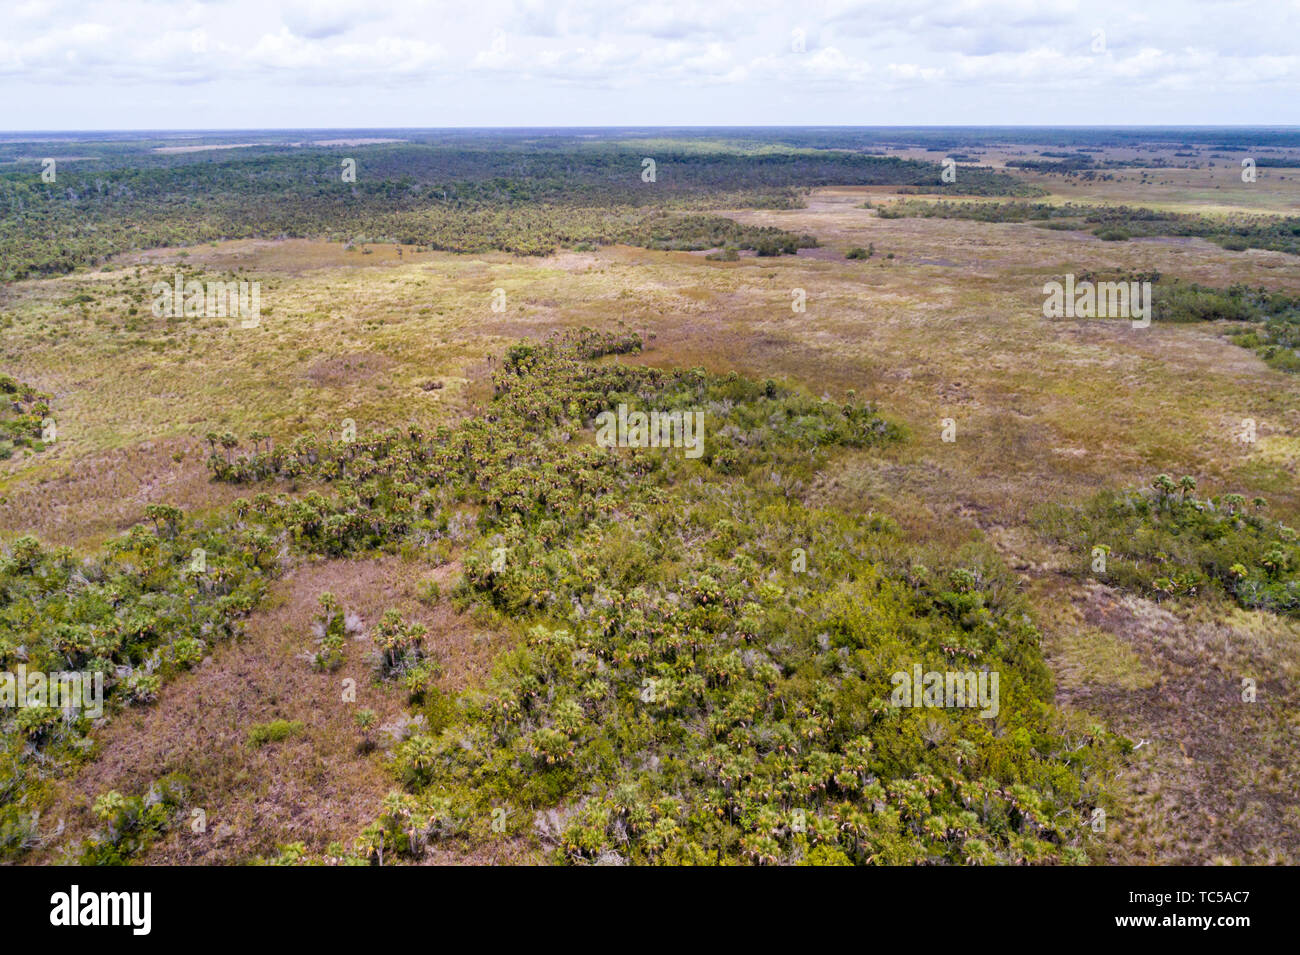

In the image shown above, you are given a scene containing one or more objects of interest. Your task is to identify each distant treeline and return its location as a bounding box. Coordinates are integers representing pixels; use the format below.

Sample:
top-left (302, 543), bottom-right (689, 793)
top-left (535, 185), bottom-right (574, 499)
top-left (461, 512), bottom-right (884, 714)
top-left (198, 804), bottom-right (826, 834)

top-left (684, 127), bottom-right (1300, 151)
top-left (873, 199), bottom-right (1300, 256)
top-left (1005, 156), bottom-right (1172, 174)
top-left (0, 138), bottom-right (1028, 279)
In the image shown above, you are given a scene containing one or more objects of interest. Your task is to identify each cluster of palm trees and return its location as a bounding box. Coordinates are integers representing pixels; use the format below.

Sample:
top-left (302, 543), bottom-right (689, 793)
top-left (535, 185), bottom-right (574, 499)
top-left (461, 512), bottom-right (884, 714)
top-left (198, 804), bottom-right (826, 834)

top-left (0, 374), bottom-right (50, 456)
top-left (1083, 476), bottom-right (1295, 613)
top-left (215, 329), bottom-right (1108, 866)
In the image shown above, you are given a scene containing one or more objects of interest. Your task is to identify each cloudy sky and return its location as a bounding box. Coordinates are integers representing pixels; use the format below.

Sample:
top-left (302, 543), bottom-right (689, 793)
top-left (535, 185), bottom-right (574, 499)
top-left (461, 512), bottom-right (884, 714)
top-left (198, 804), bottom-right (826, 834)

top-left (1, 0), bottom-right (1297, 129)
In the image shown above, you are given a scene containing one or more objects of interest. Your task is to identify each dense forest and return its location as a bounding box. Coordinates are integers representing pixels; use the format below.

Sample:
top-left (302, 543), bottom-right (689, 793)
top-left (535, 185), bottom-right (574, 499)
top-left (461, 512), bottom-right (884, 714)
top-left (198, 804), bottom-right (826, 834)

top-left (0, 135), bottom-right (1031, 280)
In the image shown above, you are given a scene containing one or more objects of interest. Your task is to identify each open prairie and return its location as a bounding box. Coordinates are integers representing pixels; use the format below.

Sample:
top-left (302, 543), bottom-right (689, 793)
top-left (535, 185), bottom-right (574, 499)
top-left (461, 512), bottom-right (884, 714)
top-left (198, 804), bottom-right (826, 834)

top-left (3, 128), bottom-right (1299, 870)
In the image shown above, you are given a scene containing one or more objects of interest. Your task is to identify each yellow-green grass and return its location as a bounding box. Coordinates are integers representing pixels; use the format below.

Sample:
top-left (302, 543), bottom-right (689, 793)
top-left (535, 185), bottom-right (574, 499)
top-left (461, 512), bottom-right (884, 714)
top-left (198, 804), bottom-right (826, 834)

top-left (5, 199), bottom-right (1298, 589)
top-left (3, 180), bottom-right (1300, 863)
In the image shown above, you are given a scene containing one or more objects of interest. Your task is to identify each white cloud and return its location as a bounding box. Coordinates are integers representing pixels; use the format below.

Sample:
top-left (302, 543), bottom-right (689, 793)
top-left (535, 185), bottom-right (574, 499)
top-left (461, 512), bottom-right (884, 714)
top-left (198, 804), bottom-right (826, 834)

top-left (281, 0), bottom-right (375, 40)
top-left (0, 0), bottom-right (1295, 125)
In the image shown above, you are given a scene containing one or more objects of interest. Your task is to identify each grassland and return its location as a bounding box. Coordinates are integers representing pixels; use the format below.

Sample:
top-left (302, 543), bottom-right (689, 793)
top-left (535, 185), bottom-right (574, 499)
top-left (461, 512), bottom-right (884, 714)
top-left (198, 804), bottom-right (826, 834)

top-left (2, 130), bottom-right (1299, 865)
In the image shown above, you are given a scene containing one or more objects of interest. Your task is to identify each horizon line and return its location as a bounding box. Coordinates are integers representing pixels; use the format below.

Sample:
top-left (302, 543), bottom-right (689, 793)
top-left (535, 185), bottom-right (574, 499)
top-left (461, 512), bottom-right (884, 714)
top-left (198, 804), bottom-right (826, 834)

top-left (5, 123), bottom-right (1300, 135)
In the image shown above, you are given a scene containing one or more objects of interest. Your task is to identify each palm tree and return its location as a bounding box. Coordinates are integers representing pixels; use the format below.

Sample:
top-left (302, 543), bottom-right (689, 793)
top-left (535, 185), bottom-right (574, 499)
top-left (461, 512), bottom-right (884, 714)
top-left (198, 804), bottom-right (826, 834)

top-left (1152, 474), bottom-right (1176, 501)
top-left (143, 503), bottom-right (181, 539)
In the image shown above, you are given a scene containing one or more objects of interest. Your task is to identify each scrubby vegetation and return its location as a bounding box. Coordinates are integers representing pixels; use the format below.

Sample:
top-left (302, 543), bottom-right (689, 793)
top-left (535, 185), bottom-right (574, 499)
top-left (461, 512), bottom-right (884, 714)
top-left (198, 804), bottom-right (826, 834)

top-left (77, 775), bottom-right (190, 865)
top-left (629, 212), bottom-right (817, 255)
top-left (874, 199), bottom-right (1300, 255)
top-left (0, 375), bottom-right (52, 460)
top-left (1229, 324), bottom-right (1300, 375)
top-left (5, 127), bottom-right (1299, 868)
top-left (248, 719), bottom-right (305, 747)
top-left (194, 328), bottom-right (1117, 865)
top-left (309, 592), bottom-right (354, 672)
top-left (373, 609), bottom-right (436, 693)
top-left (0, 514), bottom-right (274, 859)
top-left (1037, 476), bottom-right (1298, 614)
top-left (1147, 279), bottom-right (1300, 374)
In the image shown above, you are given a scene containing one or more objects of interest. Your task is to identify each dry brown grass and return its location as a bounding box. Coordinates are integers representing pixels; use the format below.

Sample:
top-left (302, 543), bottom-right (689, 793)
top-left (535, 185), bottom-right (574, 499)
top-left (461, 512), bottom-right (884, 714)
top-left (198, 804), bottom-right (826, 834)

top-left (27, 556), bottom-right (526, 865)
top-left (1034, 576), bottom-right (1300, 865)
top-left (4, 169), bottom-right (1300, 864)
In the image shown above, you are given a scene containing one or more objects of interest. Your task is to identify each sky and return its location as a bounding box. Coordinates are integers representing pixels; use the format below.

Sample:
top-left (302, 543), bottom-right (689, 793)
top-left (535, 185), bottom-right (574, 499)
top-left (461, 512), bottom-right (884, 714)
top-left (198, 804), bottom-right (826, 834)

top-left (1, 0), bottom-right (1298, 130)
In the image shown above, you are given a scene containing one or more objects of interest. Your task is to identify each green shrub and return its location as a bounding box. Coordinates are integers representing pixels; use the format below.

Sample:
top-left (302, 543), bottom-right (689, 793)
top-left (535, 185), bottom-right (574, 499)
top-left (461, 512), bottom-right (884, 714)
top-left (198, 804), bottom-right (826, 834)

top-left (310, 591), bottom-right (348, 671)
top-left (248, 719), bottom-right (305, 747)
top-left (77, 775), bottom-right (188, 865)
top-left (1036, 476), bottom-right (1298, 615)
top-left (194, 330), bottom-right (1118, 866)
